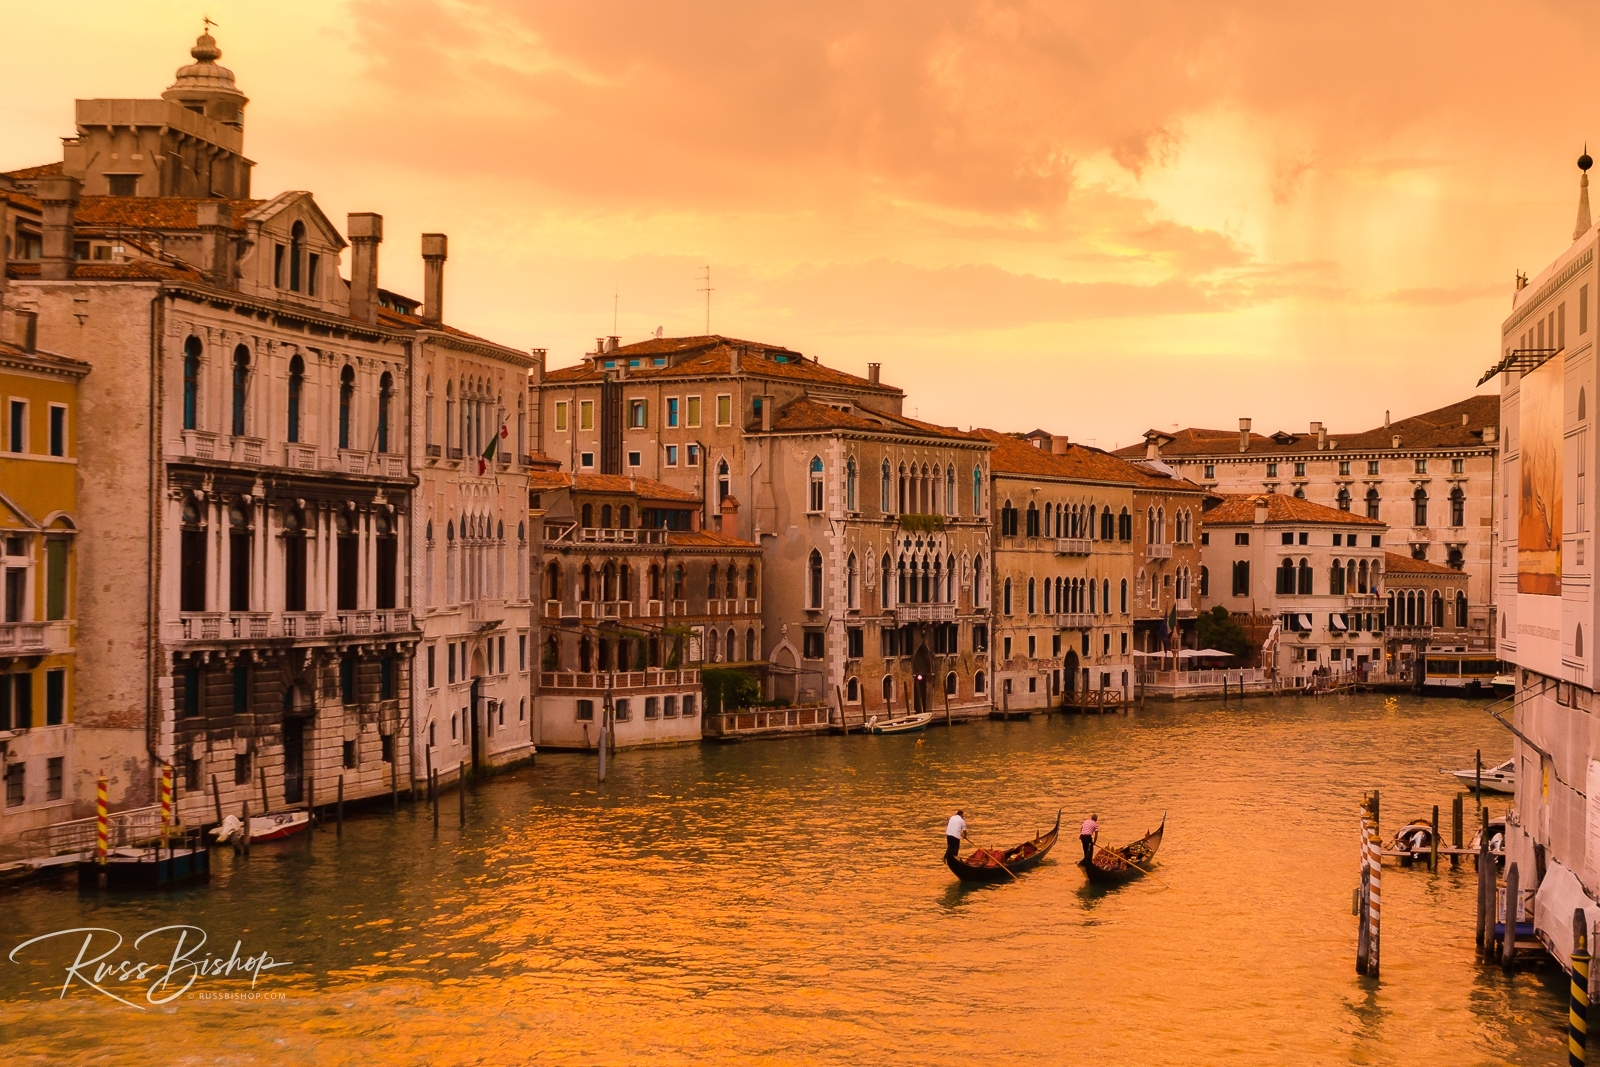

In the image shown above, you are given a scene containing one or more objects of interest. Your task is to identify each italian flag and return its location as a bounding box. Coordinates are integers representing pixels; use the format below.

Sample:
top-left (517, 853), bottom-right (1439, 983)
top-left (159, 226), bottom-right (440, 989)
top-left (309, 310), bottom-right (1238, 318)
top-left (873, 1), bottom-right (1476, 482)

top-left (478, 424), bottom-right (509, 475)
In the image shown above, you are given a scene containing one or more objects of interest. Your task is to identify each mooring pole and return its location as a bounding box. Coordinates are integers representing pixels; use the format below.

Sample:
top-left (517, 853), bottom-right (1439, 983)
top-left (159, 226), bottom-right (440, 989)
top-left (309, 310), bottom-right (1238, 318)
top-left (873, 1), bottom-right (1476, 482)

top-left (1479, 806), bottom-right (1493, 957)
top-left (1451, 794), bottom-right (1463, 869)
top-left (240, 799), bottom-right (250, 858)
top-left (458, 760), bottom-right (466, 827)
top-left (1503, 861), bottom-right (1522, 970)
top-left (1476, 748), bottom-right (1483, 799)
top-left (1572, 907), bottom-right (1590, 1067)
top-left (259, 765), bottom-right (270, 815)
top-left (211, 773), bottom-right (224, 828)
top-left (1367, 789), bottom-right (1381, 978)
top-left (431, 768), bottom-right (439, 831)
top-left (390, 756), bottom-right (398, 813)
top-left (336, 774), bottom-right (345, 837)
top-left (1430, 805), bottom-right (1440, 873)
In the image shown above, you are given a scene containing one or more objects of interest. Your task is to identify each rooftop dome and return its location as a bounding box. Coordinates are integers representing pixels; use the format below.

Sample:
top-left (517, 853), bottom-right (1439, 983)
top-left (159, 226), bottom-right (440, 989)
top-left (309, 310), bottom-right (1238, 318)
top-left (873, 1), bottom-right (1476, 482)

top-left (162, 30), bottom-right (248, 127)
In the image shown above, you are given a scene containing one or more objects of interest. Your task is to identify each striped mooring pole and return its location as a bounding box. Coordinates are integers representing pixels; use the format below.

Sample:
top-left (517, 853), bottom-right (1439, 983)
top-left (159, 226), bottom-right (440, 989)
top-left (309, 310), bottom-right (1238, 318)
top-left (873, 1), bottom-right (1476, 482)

top-left (159, 761), bottom-right (174, 843)
top-left (1362, 791), bottom-right (1382, 978)
top-left (1572, 907), bottom-right (1590, 1067)
top-left (94, 773), bottom-right (108, 864)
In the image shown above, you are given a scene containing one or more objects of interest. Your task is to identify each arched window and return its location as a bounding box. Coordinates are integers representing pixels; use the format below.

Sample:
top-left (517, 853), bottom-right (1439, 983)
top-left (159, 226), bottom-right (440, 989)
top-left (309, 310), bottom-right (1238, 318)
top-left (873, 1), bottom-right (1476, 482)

top-left (286, 354), bottom-right (304, 443)
top-left (1455, 590), bottom-right (1468, 628)
top-left (881, 459), bottom-right (892, 512)
top-left (945, 671), bottom-right (957, 696)
top-left (600, 504), bottom-right (612, 529)
top-left (288, 220), bottom-right (305, 291)
top-left (1199, 566), bottom-right (1209, 598)
top-left (707, 629), bottom-right (720, 663)
top-left (882, 675), bottom-right (894, 702)
top-left (581, 503), bottom-right (593, 528)
top-left (580, 563), bottom-right (593, 601)
top-left (1329, 558), bottom-right (1345, 595)
top-left (881, 553), bottom-right (892, 609)
top-left (1297, 557), bottom-right (1313, 595)
top-left (717, 458), bottom-right (730, 503)
top-left (619, 505), bottom-right (631, 529)
top-left (974, 670), bottom-right (986, 695)
top-left (947, 554), bottom-right (956, 603)
top-left (445, 381), bottom-right (455, 450)
top-left (946, 467), bottom-right (956, 516)
top-left (846, 677), bottom-right (859, 702)
top-left (618, 563), bottom-right (631, 601)
top-left (377, 371), bottom-right (393, 453)
top-left (1026, 503), bottom-right (1040, 538)
top-left (673, 564), bottom-right (686, 600)
top-left (707, 563), bottom-right (719, 600)
top-left (1119, 578), bottom-right (1128, 613)
top-left (1366, 488), bottom-right (1380, 520)
top-left (1449, 486), bottom-right (1465, 528)
top-left (745, 563), bottom-right (757, 598)
top-left (546, 561), bottom-right (560, 601)
top-left (846, 457), bottom-right (857, 512)
top-left (972, 466), bottom-right (983, 515)
top-left (231, 345), bottom-right (250, 435)
top-left (1278, 558), bottom-right (1296, 595)
top-left (809, 456), bottom-right (824, 512)
top-left (1431, 590), bottom-right (1444, 627)
top-left (182, 337), bottom-right (201, 430)
top-left (809, 549), bottom-right (823, 608)
top-left (1293, 486), bottom-right (1306, 499)
top-left (338, 365), bottom-right (355, 449)
top-left (282, 505), bottom-right (307, 611)
top-left (1337, 486), bottom-right (1351, 512)
top-left (1027, 576), bottom-right (1036, 614)
top-left (847, 553), bottom-right (858, 609)
top-left (1413, 486), bottom-right (1428, 527)
top-left (973, 555), bottom-right (984, 606)
top-left (1003, 577), bottom-right (1013, 615)
top-left (745, 628), bottom-right (756, 661)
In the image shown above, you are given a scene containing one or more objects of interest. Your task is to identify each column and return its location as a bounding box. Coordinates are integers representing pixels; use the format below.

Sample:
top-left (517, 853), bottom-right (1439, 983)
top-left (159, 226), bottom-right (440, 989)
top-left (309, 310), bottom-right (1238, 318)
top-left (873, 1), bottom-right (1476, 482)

top-left (358, 508), bottom-right (372, 610)
top-left (204, 496), bottom-right (220, 611)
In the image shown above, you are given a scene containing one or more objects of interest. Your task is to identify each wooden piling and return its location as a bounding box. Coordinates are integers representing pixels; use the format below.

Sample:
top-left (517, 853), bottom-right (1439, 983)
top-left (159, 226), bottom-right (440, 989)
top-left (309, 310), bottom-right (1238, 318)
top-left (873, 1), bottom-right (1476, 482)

top-left (1430, 805), bottom-right (1439, 872)
top-left (336, 774), bottom-right (344, 837)
top-left (834, 685), bottom-right (848, 733)
top-left (1503, 861), bottom-right (1521, 970)
top-left (1357, 863), bottom-right (1371, 973)
top-left (431, 768), bottom-right (439, 831)
top-left (211, 773), bottom-right (223, 828)
top-left (306, 772), bottom-right (314, 850)
top-left (1571, 907), bottom-right (1590, 1065)
top-left (390, 757), bottom-right (398, 812)
top-left (942, 683), bottom-right (952, 727)
top-left (458, 760), bottom-right (466, 827)
top-left (1478, 806), bottom-right (1492, 957)
top-left (240, 799), bottom-right (250, 857)
top-left (425, 746), bottom-right (434, 802)
top-left (1451, 794), bottom-right (1463, 869)
top-left (259, 765), bottom-right (270, 814)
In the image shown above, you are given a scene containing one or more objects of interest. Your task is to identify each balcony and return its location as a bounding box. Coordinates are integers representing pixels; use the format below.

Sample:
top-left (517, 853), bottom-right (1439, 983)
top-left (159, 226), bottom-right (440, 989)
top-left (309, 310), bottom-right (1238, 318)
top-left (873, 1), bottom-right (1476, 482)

top-left (180, 428), bottom-right (219, 460)
top-left (575, 527), bottom-right (669, 545)
top-left (896, 602), bottom-right (956, 623)
top-left (0, 621), bottom-right (48, 654)
top-left (1175, 598), bottom-right (1195, 615)
top-left (228, 612), bottom-right (271, 639)
top-left (179, 612), bottom-right (225, 641)
top-left (374, 453), bottom-right (407, 478)
top-left (1057, 613), bottom-right (1095, 629)
top-left (426, 443), bottom-right (442, 459)
top-left (448, 446), bottom-right (464, 460)
top-left (335, 609), bottom-right (415, 635)
top-left (545, 599), bottom-right (563, 619)
top-left (467, 599), bottom-right (505, 627)
top-left (280, 611), bottom-right (325, 638)
top-left (1056, 538), bottom-right (1092, 556)
top-left (339, 448), bottom-right (370, 474)
top-left (1145, 543), bottom-right (1173, 561)
top-left (601, 601), bottom-right (636, 620)
top-left (283, 443), bottom-right (318, 470)
top-left (1388, 624), bottom-right (1433, 640)
top-left (539, 668), bottom-right (700, 692)
top-left (226, 435), bottom-right (264, 464)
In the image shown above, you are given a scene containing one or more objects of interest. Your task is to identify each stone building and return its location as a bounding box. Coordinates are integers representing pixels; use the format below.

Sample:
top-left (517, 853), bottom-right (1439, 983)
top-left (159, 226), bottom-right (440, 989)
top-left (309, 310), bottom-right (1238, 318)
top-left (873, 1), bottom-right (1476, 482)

top-left (1118, 397), bottom-right (1500, 642)
top-left (537, 335), bottom-right (996, 718)
top-left (530, 471), bottom-right (760, 748)
top-left (1198, 494), bottom-right (1388, 684)
top-left (1123, 451), bottom-right (1210, 657)
top-left (0, 295), bottom-right (88, 841)
top-left (1484, 153), bottom-right (1600, 970)
top-left (1379, 551), bottom-right (1477, 680)
top-left (974, 429), bottom-right (1139, 709)
top-left (0, 32), bottom-right (539, 825)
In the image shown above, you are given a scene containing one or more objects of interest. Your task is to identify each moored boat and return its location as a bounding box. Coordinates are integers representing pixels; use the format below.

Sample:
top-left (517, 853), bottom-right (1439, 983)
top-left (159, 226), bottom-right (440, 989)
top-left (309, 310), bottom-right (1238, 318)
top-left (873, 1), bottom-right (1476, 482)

top-left (1083, 814), bottom-right (1165, 885)
top-left (868, 712), bottom-right (934, 735)
top-left (1450, 758), bottom-right (1515, 794)
top-left (946, 810), bottom-right (1061, 883)
top-left (211, 809), bottom-right (310, 844)
top-left (1386, 818), bottom-right (1435, 866)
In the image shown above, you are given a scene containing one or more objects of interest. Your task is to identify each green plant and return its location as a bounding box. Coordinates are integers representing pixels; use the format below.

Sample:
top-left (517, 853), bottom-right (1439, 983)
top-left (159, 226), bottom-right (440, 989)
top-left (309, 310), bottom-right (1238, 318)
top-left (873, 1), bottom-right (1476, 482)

top-left (701, 666), bottom-right (762, 714)
top-left (898, 513), bottom-right (946, 534)
top-left (1196, 605), bottom-right (1253, 660)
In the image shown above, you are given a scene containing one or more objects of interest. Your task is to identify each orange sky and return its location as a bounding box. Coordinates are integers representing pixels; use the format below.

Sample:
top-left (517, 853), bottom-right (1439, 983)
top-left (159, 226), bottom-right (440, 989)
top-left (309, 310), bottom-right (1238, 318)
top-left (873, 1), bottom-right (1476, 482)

top-left (5, 2), bottom-right (1598, 448)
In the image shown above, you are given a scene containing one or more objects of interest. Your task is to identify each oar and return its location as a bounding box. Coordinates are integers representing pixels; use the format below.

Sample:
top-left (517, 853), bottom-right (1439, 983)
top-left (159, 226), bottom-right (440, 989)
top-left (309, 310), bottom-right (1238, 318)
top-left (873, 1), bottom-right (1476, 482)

top-left (1093, 843), bottom-right (1168, 888)
top-left (970, 841), bottom-right (1018, 881)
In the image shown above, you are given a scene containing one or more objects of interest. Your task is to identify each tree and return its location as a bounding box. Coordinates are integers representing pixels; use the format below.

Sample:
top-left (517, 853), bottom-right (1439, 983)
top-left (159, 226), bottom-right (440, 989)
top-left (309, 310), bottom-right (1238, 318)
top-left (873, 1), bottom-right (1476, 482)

top-left (1197, 606), bottom-right (1253, 660)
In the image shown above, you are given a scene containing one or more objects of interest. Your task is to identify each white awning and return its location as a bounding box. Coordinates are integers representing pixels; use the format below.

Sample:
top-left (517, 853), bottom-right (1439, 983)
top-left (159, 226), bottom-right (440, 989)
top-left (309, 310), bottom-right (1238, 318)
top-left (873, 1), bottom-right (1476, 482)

top-left (1295, 614), bottom-right (1313, 631)
top-left (1330, 613), bottom-right (1348, 632)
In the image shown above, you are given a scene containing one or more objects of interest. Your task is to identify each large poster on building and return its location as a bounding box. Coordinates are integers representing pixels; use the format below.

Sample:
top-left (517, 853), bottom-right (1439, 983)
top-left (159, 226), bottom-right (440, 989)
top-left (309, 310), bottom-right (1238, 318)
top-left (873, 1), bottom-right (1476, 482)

top-left (1519, 357), bottom-right (1563, 595)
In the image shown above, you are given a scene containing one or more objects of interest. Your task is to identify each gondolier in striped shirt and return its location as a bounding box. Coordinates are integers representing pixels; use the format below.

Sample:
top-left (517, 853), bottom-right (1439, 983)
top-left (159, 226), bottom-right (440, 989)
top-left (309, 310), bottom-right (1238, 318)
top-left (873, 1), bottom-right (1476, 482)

top-left (945, 810), bottom-right (969, 861)
top-left (1079, 814), bottom-right (1099, 865)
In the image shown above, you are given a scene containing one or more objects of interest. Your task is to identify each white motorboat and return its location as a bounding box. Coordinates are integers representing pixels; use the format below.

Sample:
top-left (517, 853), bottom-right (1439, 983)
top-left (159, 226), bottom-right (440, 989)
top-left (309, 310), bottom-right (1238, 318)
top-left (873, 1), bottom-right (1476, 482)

top-left (866, 712), bottom-right (934, 735)
top-left (1491, 673), bottom-right (1515, 696)
top-left (1450, 758), bottom-right (1515, 794)
top-left (211, 809), bottom-right (310, 844)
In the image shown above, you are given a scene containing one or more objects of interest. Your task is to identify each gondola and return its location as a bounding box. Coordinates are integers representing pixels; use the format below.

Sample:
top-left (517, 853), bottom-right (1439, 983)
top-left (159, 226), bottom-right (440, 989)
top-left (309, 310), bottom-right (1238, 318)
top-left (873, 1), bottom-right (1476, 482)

top-left (945, 810), bottom-right (1060, 884)
top-left (1083, 813), bottom-right (1165, 885)
top-left (868, 712), bottom-right (934, 735)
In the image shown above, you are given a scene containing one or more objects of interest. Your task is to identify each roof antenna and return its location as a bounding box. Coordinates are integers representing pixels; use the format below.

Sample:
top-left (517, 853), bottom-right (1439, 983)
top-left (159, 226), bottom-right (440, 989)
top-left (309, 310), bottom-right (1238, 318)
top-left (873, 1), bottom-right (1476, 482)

top-left (203, 14), bottom-right (218, 32)
top-left (613, 283), bottom-right (618, 336)
top-left (698, 265), bottom-right (713, 335)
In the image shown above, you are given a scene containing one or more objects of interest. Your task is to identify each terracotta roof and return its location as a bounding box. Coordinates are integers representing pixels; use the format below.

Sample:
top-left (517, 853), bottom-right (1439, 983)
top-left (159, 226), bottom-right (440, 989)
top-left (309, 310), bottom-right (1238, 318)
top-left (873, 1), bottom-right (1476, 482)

top-left (975, 428), bottom-right (1139, 484)
top-left (544, 335), bottom-right (899, 393)
top-left (1200, 493), bottom-right (1384, 526)
top-left (2, 162), bottom-right (63, 181)
top-left (74, 197), bottom-right (264, 232)
top-left (6, 259), bottom-right (202, 281)
top-left (0, 341), bottom-right (91, 374)
top-left (1114, 396), bottom-right (1500, 459)
top-left (526, 471), bottom-right (701, 502)
top-left (1, 188), bottom-right (41, 213)
top-left (667, 529), bottom-right (758, 549)
top-left (769, 396), bottom-right (977, 442)
top-left (1382, 551), bottom-right (1462, 576)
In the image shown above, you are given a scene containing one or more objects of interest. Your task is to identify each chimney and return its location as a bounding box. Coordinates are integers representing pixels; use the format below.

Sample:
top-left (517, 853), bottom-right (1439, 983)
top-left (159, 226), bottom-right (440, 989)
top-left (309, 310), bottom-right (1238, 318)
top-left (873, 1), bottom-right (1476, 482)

top-left (36, 176), bottom-right (81, 281)
top-left (1485, 426), bottom-right (1498, 443)
top-left (606, 335), bottom-right (620, 353)
top-left (1145, 434), bottom-right (1160, 461)
top-left (1051, 435), bottom-right (1068, 455)
top-left (718, 493), bottom-right (740, 534)
top-left (1311, 420), bottom-right (1326, 451)
top-left (196, 201), bottom-right (233, 288)
top-left (1391, 434), bottom-right (1402, 449)
top-left (1238, 417), bottom-right (1251, 453)
top-left (1384, 409), bottom-right (1390, 429)
top-left (421, 233), bottom-right (447, 325)
top-left (347, 213), bottom-right (383, 324)
top-left (730, 346), bottom-right (742, 374)
top-left (867, 362), bottom-right (881, 385)
top-left (1253, 497), bottom-right (1269, 525)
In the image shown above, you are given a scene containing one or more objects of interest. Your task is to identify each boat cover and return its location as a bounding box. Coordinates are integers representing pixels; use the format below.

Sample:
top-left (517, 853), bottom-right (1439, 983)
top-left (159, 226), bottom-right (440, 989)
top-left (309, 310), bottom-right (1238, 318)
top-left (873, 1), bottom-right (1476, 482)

top-left (1534, 859), bottom-right (1600, 975)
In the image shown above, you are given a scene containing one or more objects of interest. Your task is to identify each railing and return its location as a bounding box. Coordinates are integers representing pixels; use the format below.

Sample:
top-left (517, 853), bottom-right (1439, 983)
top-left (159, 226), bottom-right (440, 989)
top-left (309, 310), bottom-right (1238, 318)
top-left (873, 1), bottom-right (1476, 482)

top-left (575, 528), bottom-right (670, 544)
top-left (229, 612), bottom-right (271, 639)
top-left (339, 448), bottom-right (370, 474)
top-left (704, 704), bottom-right (832, 738)
top-left (227, 435), bottom-right (263, 464)
top-left (335, 609), bottom-right (415, 635)
top-left (281, 611), bottom-right (324, 638)
top-left (179, 612), bottom-right (224, 640)
top-left (1388, 625), bottom-right (1433, 639)
top-left (376, 454), bottom-right (406, 477)
top-left (707, 598), bottom-right (755, 616)
top-left (539, 668), bottom-right (700, 691)
top-left (543, 521), bottom-right (577, 543)
top-left (448, 446), bottom-right (464, 460)
top-left (17, 804), bottom-right (164, 861)
top-left (468, 600), bottom-right (505, 626)
top-left (1056, 538), bottom-right (1092, 556)
top-left (1057, 613), bottom-right (1095, 629)
top-left (896, 602), bottom-right (955, 623)
top-left (1137, 668), bottom-right (1269, 687)
top-left (1145, 543), bottom-right (1173, 560)
top-left (0, 621), bottom-right (49, 652)
top-left (601, 601), bottom-right (635, 619)
top-left (426, 443), bottom-right (442, 458)
top-left (181, 428), bottom-right (218, 459)
top-left (284, 443), bottom-right (318, 470)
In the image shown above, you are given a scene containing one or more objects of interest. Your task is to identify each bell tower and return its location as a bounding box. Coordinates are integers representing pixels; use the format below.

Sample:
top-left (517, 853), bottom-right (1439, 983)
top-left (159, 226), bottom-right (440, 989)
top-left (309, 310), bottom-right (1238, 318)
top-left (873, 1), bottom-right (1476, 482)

top-left (161, 27), bottom-right (249, 131)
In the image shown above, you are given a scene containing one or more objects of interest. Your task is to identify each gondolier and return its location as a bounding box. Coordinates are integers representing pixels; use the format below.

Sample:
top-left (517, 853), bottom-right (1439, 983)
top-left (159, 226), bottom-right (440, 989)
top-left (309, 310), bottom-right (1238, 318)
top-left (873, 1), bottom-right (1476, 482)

top-left (1079, 814), bottom-right (1099, 864)
top-left (945, 810), bottom-right (969, 861)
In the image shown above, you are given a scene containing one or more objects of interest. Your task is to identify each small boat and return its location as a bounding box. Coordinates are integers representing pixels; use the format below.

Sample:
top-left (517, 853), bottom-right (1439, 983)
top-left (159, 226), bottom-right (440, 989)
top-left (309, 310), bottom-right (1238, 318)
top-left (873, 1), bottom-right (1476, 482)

top-left (1083, 814), bottom-right (1165, 885)
top-left (946, 810), bottom-right (1061, 883)
top-left (1469, 815), bottom-right (1507, 868)
top-left (1387, 819), bottom-right (1437, 866)
top-left (1450, 758), bottom-right (1515, 794)
top-left (211, 810), bottom-right (310, 844)
top-left (1492, 673), bottom-right (1515, 696)
top-left (867, 712), bottom-right (934, 735)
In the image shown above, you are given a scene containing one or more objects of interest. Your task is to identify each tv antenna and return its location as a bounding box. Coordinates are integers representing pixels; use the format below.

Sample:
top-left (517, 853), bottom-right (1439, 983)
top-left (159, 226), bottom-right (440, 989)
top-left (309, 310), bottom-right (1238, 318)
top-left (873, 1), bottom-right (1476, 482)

top-left (698, 265), bottom-right (714, 334)
top-left (612, 283), bottom-right (618, 336)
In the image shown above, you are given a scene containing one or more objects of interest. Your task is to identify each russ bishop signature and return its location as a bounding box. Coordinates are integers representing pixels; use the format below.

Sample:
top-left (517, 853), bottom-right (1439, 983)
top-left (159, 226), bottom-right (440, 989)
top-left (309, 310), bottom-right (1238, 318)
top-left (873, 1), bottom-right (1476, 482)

top-left (8, 926), bottom-right (292, 1008)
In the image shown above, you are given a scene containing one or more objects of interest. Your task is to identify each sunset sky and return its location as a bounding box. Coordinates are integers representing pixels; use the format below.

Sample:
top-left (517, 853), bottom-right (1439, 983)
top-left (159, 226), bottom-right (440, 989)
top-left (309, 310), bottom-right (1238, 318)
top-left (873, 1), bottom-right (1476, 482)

top-left (4, 2), bottom-right (1597, 448)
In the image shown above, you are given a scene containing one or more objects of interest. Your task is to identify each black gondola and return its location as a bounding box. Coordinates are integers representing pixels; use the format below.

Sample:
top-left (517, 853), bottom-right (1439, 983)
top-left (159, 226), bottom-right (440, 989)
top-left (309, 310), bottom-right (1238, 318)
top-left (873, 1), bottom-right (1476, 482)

top-left (1083, 813), bottom-right (1165, 885)
top-left (945, 810), bottom-right (1061, 884)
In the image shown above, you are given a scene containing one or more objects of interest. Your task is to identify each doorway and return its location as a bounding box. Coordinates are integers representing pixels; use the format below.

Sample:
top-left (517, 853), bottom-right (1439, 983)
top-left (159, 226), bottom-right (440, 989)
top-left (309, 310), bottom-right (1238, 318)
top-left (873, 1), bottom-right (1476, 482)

top-left (911, 646), bottom-right (933, 713)
top-left (1063, 650), bottom-right (1079, 697)
top-left (282, 716), bottom-right (305, 805)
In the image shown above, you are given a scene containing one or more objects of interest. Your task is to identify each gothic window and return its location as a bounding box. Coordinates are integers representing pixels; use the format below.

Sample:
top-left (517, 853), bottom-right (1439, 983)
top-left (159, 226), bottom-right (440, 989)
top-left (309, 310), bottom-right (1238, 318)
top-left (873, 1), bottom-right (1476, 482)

top-left (972, 466), bottom-right (982, 515)
top-left (881, 553), bottom-right (892, 609)
top-left (183, 337), bottom-right (201, 431)
top-left (809, 456), bottom-right (824, 513)
top-left (546, 561), bottom-right (561, 601)
top-left (1119, 578), bottom-right (1128, 612)
top-left (1337, 486), bottom-right (1351, 512)
top-left (231, 345), bottom-right (250, 436)
top-left (1003, 577), bottom-right (1013, 616)
top-left (809, 550), bottom-right (823, 609)
top-left (847, 553), bottom-right (858, 609)
top-left (882, 459), bottom-right (892, 513)
top-left (946, 467), bottom-right (956, 516)
top-left (718, 459), bottom-right (731, 503)
top-left (377, 372), bottom-right (393, 453)
top-left (1455, 590), bottom-right (1468, 628)
top-left (1297, 557), bottom-right (1313, 595)
top-left (846, 457), bottom-right (857, 512)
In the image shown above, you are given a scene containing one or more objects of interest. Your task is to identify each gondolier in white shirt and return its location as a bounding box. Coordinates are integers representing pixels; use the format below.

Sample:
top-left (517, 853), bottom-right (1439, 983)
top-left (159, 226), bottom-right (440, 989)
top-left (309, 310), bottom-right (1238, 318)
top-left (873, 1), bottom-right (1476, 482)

top-left (1079, 814), bottom-right (1099, 865)
top-left (945, 810), bottom-right (969, 861)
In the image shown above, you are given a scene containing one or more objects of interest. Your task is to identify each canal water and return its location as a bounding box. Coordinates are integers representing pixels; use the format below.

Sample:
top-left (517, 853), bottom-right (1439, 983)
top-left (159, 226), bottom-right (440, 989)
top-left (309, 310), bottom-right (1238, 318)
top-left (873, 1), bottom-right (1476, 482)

top-left (0, 694), bottom-right (1571, 1065)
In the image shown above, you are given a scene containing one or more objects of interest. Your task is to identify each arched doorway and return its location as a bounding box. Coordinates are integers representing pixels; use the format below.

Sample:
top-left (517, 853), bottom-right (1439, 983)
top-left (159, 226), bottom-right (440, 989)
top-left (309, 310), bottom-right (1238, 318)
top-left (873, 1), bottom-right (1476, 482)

top-left (1062, 650), bottom-right (1079, 698)
top-left (470, 646), bottom-right (486, 771)
top-left (772, 645), bottom-right (797, 703)
top-left (911, 645), bottom-right (934, 713)
top-left (281, 680), bottom-right (312, 805)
